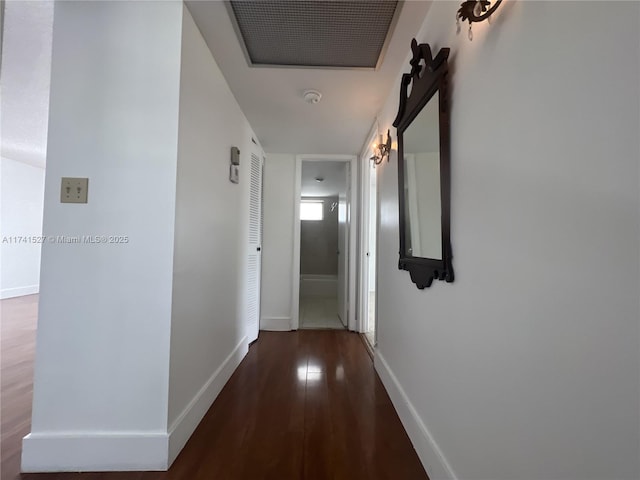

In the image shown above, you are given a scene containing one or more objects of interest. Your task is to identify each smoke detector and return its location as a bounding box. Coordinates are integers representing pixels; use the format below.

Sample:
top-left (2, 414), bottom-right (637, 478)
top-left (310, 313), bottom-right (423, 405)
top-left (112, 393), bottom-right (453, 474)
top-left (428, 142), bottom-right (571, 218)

top-left (303, 90), bottom-right (322, 104)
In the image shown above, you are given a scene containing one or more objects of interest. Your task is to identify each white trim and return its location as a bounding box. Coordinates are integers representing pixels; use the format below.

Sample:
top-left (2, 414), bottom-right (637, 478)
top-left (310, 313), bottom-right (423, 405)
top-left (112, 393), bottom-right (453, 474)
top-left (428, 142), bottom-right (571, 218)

top-left (358, 154), bottom-right (369, 334)
top-left (1, 285), bottom-right (39, 299)
top-left (347, 158), bottom-right (358, 332)
top-left (167, 336), bottom-right (248, 466)
top-left (292, 154), bottom-right (357, 331)
top-left (291, 158), bottom-right (302, 330)
top-left (375, 352), bottom-right (457, 480)
top-left (260, 316), bottom-right (292, 331)
top-left (373, 152), bottom-right (382, 347)
top-left (22, 432), bottom-right (169, 472)
top-left (357, 126), bottom-right (378, 334)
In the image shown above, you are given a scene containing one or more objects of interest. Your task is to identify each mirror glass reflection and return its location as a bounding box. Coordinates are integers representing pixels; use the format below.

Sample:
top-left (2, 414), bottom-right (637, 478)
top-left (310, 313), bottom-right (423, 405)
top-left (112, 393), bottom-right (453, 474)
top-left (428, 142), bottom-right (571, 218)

top-left (402, 91), bottom-right (442, 259)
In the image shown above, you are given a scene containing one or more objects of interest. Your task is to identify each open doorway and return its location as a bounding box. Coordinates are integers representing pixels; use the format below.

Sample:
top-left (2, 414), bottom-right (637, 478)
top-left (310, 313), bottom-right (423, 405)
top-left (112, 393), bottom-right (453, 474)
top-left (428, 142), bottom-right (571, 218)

top-left (0, 3), bottom-right (52, 478)
top-left (298, 161), bottom-right (346, 329)
top-left (292, 155), bottom-right (357, 331)
top-left (1, 1), bottom-right (52, 300)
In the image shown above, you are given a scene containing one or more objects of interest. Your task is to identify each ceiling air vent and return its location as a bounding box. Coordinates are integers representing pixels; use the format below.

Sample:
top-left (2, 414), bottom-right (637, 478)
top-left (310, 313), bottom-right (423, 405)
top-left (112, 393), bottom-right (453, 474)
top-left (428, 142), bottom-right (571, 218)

top-left (228, 1), bottom-right (399, 69)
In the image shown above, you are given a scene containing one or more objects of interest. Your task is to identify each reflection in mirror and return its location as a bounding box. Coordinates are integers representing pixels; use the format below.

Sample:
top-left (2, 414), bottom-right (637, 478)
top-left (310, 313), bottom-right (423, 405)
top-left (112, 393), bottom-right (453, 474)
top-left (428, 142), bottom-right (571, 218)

top-left (402, 91), bottom-right (441, 259)
top-left (393, 39), bottom-right (452, 289)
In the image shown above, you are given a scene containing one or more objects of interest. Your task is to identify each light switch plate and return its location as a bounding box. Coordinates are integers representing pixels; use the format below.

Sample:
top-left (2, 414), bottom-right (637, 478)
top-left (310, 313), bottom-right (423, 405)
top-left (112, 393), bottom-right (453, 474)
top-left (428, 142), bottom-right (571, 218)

top-left (229, 165), bottom-right (239, 184)
top-left (61, 177), bottom-right (89, 203)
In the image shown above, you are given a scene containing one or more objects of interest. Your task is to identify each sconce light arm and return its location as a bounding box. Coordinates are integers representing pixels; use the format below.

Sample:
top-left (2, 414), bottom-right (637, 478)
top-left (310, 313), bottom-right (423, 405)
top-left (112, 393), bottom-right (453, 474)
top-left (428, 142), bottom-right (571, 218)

top-left (457, 0), bottom-right (502, 24)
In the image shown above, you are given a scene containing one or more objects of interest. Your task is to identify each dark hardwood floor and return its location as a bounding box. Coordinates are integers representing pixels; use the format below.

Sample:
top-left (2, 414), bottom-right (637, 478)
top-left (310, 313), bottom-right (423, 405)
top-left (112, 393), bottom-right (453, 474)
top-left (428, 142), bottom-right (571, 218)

top-left (1, 294), bottom-right (38, 480)
top-left (1, 295), bottom-right (428, 480)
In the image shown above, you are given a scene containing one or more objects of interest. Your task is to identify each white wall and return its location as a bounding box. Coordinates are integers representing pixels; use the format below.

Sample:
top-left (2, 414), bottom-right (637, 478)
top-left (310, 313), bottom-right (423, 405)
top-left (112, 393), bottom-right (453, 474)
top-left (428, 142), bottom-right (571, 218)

top-left (167, 6), bottom-right (258, 463)
top-left (374, 2), bottom-right (640, 480)
top-left (260, 153), bottom-right (296, 329)
top-left (300, 195), bottom-right (339, 275)
top-left (0, 157), bottom-right (45, 298)
top-left (23, 1), bottom-right (184, 471)
top-left (1, 0), bottom-right (4, 53)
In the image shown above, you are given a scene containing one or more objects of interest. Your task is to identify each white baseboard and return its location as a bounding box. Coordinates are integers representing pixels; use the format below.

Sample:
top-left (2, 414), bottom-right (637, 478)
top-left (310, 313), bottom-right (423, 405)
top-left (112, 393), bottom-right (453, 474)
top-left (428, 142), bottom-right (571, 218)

top-left (260, 316), bottom-right (292, 331)
top-left (167, 336), bottom-right (248, 465)
top-left (1, 285), bottom-right (39, 299)
top-left (22, 337), bottom-right (249, 473)
top-left (21, 431), bottom-right (169, 472)
top-left (375, 352), bottom-right (457, 480)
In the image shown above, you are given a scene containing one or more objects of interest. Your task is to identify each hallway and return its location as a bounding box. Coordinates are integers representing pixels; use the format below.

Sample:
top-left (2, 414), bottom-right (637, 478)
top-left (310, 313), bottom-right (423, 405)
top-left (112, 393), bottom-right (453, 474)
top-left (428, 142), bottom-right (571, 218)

top-left (1, 296), bottom-right (428, 480)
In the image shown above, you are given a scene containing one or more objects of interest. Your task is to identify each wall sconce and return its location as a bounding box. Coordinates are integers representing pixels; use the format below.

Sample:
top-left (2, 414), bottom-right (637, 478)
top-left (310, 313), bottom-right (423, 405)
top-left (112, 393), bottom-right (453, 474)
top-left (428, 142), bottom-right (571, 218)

top-left (370, 129), bottom-right (392, 166)
top-left (456, 0), bottom-right (502, 41)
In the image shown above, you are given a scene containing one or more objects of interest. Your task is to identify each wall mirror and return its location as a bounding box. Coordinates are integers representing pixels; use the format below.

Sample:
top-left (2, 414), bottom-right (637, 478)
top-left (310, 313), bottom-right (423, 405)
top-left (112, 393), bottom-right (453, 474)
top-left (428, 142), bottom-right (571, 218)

top-left (393, 39), bottom-right (454, 289)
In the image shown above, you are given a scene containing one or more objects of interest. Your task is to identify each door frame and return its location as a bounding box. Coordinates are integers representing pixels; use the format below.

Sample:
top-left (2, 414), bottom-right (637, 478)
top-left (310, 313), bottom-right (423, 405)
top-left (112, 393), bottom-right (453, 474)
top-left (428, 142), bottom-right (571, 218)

top-left (292, 154), bottom-right (358, 331)
top-left (357, 130), bottom-right (380, 343)
top-left (357, 144), bottom-right (374, 336)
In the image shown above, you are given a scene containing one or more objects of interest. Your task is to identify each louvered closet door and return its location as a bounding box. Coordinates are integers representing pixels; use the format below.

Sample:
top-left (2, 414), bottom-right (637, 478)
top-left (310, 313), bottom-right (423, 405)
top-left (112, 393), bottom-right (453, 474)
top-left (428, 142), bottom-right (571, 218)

top-left (246, 150), bottom-right (263, 343)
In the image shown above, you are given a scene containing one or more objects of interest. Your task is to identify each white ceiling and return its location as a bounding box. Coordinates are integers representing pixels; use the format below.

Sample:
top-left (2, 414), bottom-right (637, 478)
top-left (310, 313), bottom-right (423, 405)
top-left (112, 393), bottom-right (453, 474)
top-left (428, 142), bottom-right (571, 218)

top-left (186, 0), bottom-right (433, 155)
top-left (301, 160), bottom-right (346, 197)
top-left (0, 1), bottom-right (433, 166)
top-left (0, 1), bottom-right (53, 168)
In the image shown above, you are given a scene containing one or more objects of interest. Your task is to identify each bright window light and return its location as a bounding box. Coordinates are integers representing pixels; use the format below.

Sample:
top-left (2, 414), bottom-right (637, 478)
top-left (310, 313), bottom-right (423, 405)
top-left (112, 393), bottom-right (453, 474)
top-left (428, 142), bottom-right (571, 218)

top-left (300, 200), bottom-right (323, 221)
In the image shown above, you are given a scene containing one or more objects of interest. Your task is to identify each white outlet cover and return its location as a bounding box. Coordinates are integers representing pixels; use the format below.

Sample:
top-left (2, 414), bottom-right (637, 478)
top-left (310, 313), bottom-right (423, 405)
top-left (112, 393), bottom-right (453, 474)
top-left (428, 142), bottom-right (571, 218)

top-left (61, 177), bottom-right (89, 203)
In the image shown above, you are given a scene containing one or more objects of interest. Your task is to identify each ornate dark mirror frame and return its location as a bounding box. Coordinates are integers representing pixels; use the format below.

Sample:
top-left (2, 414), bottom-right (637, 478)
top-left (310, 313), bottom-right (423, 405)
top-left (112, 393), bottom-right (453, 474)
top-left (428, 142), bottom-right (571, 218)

top-left (393, 39), bottom-right (454, 289)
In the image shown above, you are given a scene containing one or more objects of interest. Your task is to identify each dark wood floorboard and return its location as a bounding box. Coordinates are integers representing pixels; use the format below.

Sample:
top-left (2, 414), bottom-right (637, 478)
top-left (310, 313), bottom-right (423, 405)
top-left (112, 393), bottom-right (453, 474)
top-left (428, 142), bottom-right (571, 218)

top-left (1, 295), bottom-right (38, 480)
top-left (1, 296), bottom-right (428, 480)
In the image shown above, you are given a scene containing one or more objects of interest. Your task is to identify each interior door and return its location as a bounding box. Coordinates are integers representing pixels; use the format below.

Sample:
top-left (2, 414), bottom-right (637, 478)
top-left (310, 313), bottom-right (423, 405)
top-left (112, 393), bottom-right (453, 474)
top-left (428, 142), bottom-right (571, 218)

top-left (365, 161), bottom-right (377, 341)
top-left (246, 149), bottom-right (263, 343)
top-left (337, 163), bottom-right (349, 327)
